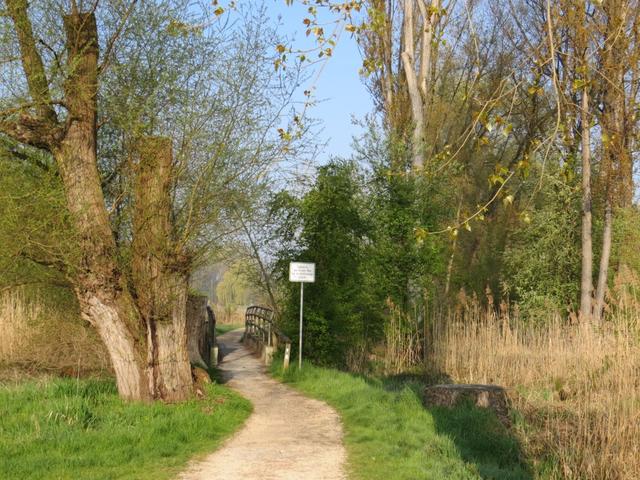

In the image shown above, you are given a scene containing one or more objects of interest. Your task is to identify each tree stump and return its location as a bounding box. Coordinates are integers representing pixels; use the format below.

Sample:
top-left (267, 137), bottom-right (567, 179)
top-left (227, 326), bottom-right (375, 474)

top-left (423, 384), bottom-right (510, 425)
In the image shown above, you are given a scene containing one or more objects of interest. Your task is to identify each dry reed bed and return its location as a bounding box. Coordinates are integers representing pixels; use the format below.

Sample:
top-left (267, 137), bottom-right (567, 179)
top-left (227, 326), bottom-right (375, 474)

top-left (0, 290), bottom-right (40, 362)
top-left (430, 302), bottom-right (640, 479)
top-left (0, 289), bottom-right (109, 375)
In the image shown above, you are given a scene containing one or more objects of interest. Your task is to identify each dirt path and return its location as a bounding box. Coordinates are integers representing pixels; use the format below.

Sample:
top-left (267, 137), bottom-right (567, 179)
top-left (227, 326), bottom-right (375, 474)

top-left (178, 329), bottom-right (347, 480)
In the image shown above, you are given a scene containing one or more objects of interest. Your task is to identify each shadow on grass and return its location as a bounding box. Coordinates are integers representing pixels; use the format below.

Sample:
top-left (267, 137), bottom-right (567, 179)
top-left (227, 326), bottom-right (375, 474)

top-left (368, 372), bottom-right (533, 480)
top-left (428, 402), bottom-right (533, 480)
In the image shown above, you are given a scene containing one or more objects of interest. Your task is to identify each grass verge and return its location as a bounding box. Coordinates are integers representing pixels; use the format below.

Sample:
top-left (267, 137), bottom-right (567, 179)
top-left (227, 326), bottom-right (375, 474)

top-left (215, 323), bottom-right (244, 336)
top-left (0, 377), bottom-right (251, 480)
top-left (271, 362), bottom-right (531, 480)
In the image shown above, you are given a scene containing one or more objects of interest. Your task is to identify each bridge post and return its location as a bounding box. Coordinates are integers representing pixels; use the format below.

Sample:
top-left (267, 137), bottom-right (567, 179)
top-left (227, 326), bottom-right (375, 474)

top-left (283, 343), bottom-right (291, 370)
top-left (210, 345), bottom-right (219, 366)
top-left (263, 345), bottom-right (274, 365)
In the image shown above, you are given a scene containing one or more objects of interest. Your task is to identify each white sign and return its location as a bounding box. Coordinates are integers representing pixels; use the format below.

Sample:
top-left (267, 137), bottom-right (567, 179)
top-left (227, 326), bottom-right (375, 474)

top-left (289, 262), bottom-right (316, 283)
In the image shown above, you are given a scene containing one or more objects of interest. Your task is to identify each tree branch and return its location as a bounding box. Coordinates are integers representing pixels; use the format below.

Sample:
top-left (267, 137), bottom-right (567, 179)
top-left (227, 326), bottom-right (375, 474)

top-left (99, 0), bottom-right (139, 74)
top-left (0, 113), bottom-right (63, 150)
top-left (6, 0), bottom-right (58, 126)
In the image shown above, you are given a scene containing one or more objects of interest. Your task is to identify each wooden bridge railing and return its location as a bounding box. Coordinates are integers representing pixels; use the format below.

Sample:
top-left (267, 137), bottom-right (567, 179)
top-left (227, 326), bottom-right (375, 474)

top-left (244, 305), bottom-right (291, 369)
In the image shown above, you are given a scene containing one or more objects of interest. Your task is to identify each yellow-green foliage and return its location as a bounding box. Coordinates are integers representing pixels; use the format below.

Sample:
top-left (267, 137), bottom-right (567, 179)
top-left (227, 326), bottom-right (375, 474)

top-left (0, 145), bottom-right (75, 287)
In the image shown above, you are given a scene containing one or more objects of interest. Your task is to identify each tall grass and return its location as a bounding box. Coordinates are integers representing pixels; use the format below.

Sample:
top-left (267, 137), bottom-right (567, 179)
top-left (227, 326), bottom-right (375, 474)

top-left (0, 288), bottom-right (109, 375)
top-left (429, 293), bottom-right (640, 479)
top-left (383, 300), bottom-right (423, 374)
top-left (0, 289), bottom-right (39, 361)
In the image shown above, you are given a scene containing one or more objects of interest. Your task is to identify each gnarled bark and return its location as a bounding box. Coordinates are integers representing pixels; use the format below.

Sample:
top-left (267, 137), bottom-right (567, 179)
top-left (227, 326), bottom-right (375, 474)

top-left (53, 12), bottom-right (152, 401)
top-left (3, 5), bottom-right (193, 401)
top-left (132, 136), bottom-right (193, 401)
top-left (79, 292), bottom-right (149, 401)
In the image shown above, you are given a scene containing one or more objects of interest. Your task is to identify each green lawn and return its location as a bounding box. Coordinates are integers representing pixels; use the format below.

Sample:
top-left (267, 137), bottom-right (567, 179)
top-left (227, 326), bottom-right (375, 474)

top-left (271, 362), bottom-right (531, 480)
top-left (0, 377), bottom-right (251, 480)
top-left (215, 323), bottom-right (244, 335)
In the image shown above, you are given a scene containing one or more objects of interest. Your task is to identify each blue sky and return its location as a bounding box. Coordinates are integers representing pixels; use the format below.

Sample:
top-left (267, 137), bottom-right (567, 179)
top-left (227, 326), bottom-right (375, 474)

top-left (268, 1), bottom-right (373, 162)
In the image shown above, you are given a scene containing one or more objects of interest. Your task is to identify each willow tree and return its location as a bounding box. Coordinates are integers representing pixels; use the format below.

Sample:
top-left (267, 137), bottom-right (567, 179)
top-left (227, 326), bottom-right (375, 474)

top-left (0, 1), bottom-right (190, 401)
top-left (0, 1), bottom-right (305, 400)
top-left (287, 0), bottom-right (545, 305)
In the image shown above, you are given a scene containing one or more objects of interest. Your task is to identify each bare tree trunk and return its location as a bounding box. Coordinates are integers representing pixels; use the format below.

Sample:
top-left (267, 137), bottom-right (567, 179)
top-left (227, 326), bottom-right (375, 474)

top-left (593, 0), bottom-right (631, 322)
top-left (579, 87), bottom-right (593, 321)
top-left (594, 199), bottom-right (612, 322)
top-left (78, 292), bottom-right (149, 400)
top-left (401, 0), bottom-right (425, 169)
top-left (132, 136), bottom-right (193, 401)
top-left (417, 0), bottom-right (440, 100)
top-left (186, 295), bottom-right (209, 368)
top-left (382, 1), bottom-right (394, 117)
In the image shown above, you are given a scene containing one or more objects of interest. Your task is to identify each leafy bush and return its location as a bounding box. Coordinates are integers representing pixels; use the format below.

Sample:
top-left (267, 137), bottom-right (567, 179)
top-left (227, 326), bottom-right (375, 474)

top-left (502, 176), bottom-right (581, 320)
top-left (274, 161), bottom-right (375, 366)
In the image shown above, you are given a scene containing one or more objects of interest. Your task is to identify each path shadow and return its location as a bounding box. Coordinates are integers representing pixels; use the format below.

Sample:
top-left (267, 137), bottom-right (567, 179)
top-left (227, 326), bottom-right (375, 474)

top-left (218, 339), bottom-right (242, 359)
top-left (209, 331), bottom-right (246, 384)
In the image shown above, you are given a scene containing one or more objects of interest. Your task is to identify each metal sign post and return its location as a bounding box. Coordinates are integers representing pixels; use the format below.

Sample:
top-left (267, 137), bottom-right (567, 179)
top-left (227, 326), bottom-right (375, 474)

top-left (299, 282), bottom-right (304, 369)
top-left (289, 262), bottom-right (315, 369)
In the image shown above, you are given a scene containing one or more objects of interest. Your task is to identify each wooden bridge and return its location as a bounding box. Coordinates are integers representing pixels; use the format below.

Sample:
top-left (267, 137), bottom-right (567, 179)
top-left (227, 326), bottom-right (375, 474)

top-left (243, 305), bottom-right (291, 369)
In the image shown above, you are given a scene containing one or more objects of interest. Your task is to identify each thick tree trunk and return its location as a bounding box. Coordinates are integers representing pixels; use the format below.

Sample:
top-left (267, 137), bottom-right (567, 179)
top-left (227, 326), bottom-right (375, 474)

top-left (579, 88), bottom-right (593, 321)
top-left (147, 277), bottom-right (192, 401)
top-left (132, 136), bottom-right (193, 401)
top-left (78, 292), bottom-right (150, 401)
top-left (5, 7), bottom-right (194, 401)
top-left (53, 13), bottom-right (151, 401)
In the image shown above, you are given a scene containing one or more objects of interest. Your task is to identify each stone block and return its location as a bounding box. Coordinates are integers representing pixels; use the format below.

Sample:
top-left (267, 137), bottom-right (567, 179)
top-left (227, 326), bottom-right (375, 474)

top-left (424, 384), bottom-right (510, 425)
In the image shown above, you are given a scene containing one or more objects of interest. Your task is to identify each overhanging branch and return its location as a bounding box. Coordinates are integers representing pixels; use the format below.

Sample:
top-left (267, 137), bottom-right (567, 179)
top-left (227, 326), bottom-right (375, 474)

top-left (0, 113), bottom-right (63, 150)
